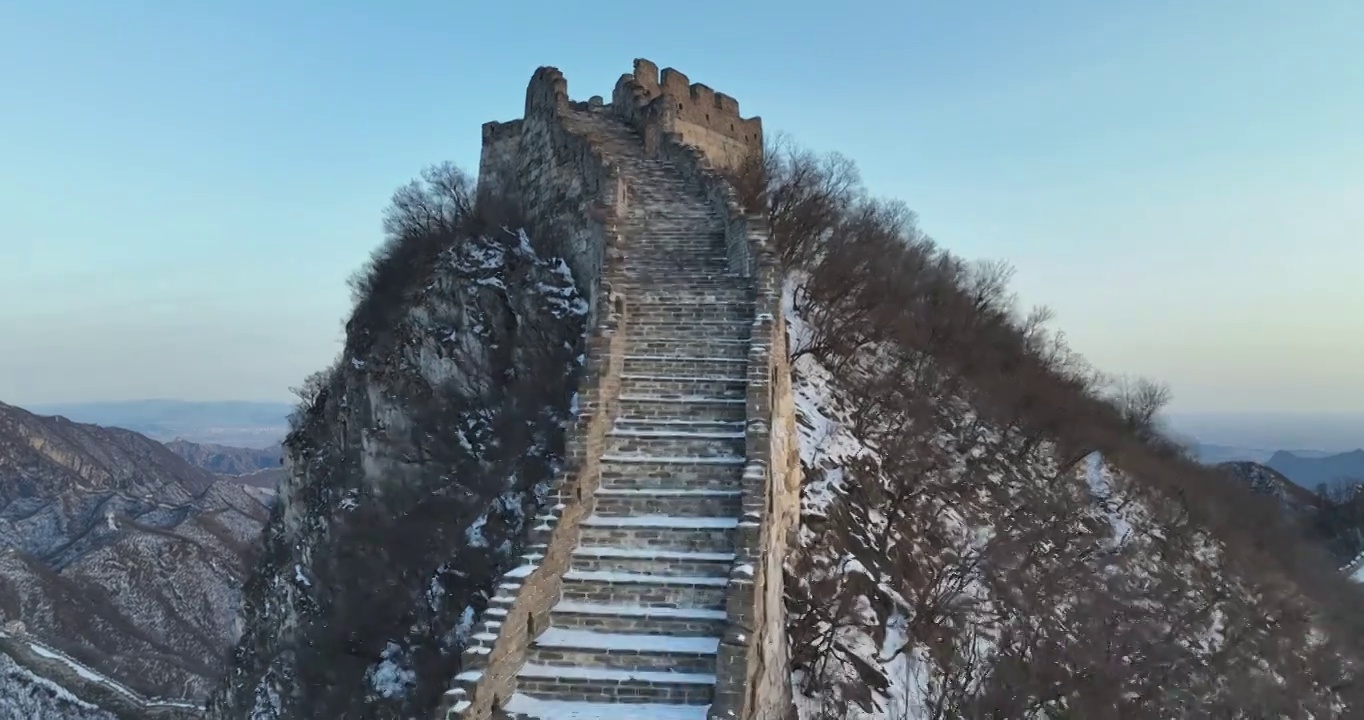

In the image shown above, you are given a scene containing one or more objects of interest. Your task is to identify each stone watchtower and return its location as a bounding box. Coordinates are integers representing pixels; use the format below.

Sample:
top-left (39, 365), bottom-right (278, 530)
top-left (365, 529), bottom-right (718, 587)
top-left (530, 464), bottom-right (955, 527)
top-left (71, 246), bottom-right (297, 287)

top-left (444, 58), bottom-right (799, 720)
top-left (611, 59), bottom-right (763, 174)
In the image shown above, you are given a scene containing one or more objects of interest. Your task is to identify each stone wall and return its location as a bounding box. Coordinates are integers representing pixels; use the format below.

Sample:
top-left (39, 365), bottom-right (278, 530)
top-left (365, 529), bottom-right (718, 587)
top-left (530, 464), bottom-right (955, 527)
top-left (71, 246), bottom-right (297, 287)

top-left (0, 628), bottom-right (202, 720)
top-left (476, 67), bottom-right (627, 327)
top-left (610, 58), bottom-right (799, 720)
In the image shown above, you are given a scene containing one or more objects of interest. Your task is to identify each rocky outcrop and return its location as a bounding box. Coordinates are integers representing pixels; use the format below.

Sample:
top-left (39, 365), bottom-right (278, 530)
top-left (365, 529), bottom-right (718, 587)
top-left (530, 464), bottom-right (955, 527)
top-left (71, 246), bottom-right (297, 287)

top-left (208, 207), bottom-right (591, 717)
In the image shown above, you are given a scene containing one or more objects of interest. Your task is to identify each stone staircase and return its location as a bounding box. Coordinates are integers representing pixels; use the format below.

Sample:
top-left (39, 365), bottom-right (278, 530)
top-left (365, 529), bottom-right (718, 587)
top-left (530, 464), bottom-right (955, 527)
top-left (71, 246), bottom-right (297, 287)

top-left (500, 106), bottom-right (755, 719)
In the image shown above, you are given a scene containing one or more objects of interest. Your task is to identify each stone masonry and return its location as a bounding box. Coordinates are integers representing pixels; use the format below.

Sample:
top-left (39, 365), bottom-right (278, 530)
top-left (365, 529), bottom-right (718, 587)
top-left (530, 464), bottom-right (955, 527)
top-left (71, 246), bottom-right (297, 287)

top-left (439, 60), bottom-right (800, 720)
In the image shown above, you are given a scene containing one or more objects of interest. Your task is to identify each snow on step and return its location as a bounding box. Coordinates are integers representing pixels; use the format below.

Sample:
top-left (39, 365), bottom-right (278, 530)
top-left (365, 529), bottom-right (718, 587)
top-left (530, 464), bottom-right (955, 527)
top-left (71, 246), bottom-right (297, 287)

top-left (620, 374), bottom-right (745, 382)
top-left (616, 395), bottom-right (744, 404)
top-left (580, 515), bottom-right (739, 529)
top-left (518, 663), bottom-right (716, 684)
top-left (600, 454), bottom-right (745, 465)
top-left (504, 694), bottom-right (709, 720)
top-left (624, 355), bottom-right (746, 362)
top-left (535, 628), bottom-right (719, 654)
top-left (553, 602), bottom-right (728, 621)
top-left (562, 570), bottom-right (729, 587)
top-left (593, 488), bottom-right (741, 498)
top-left (609, 428), bottom-right (744, 439)
top-left (574, 546), bottom-right (735, 561)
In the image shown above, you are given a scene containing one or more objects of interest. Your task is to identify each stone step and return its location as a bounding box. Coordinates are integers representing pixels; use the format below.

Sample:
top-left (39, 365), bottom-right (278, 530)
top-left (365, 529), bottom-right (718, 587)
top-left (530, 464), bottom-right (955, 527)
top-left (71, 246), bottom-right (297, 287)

top-left (560, 569), bottom-right (729, 609)
top-left (620, 285), bottom-right (753, 304)
top-left (621, 274), bottom-right (742, 287)
top-left (570, 545), bottom-right (736, 578)
top-left (592, 487), bottom-right (743, 518)
top-left (628, 302), bottom-right (753, 323)
top-left (606, 427), bottom-right (745, 458)
top-left (525, 629), bottom-right (719, 674)
top-left (618, 276), bottom-right (748, 290)
top-left (513, 663), bottom-right (715, 706)
top-left (626, 338), bottom-right (750, 360)
top-left (622, 355), bottom-right (748, 379)
top-left (577, 514), bottom-right (737, 553)
top-left (621, 257), bottom-right (730, 269)
top-left (613, 417), bottom-right (744, 435)
top-left (615, 395), bottom-right (747, 422)
top-left (618, 374), bottom-right (747, 400)
top-left (632, 322), bottom-right (752, 342)
top-left (505, 694), bottom-right (710, 720)
top-left (548, 601), bottom-right (729, 637)
top-left (599, 454), bottom-right (747, 491)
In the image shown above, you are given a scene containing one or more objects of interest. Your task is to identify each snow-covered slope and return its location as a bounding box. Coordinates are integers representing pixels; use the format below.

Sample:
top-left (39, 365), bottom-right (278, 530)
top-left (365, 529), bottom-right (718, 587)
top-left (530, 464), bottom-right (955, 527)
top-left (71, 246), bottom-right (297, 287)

top-left (782, 269), bottom-right (1363, 718)
top-left (745, 137), bottom-right (1364, 717)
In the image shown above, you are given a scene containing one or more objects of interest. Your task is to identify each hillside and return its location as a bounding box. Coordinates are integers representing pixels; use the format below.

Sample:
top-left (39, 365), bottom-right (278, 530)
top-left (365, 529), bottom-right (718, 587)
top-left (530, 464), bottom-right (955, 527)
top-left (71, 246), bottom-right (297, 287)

top-left (749, 144), bottom-right (1364, 717)
top-left (0, 400), bottom-right (270, 711)
top-left (207, 164), bottom-right (589, 718)
top-left (163, 439), bottom-right (282, 477)
top-left (1217, 461), bottom-right (1318, 509)
top-left (27, 400), bottom-right (290, 449)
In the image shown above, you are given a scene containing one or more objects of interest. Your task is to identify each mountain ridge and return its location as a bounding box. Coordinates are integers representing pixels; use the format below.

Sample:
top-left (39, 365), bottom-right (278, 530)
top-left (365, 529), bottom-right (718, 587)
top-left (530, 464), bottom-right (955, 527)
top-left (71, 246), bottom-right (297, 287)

top-left (0, 400), bottom-right (269, 709)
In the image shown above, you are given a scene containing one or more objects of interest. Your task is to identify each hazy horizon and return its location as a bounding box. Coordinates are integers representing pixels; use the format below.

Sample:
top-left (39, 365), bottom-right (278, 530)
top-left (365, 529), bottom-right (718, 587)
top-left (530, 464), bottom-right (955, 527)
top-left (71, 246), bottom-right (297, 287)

top-left (1, 1), bottom-right (1360, 413)
top-left (11, 399), bottom-right (1361, 457)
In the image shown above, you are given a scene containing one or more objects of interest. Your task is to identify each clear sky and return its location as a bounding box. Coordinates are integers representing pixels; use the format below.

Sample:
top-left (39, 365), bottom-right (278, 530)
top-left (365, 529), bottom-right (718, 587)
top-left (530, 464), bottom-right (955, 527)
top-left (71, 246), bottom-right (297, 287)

top-left (1, 0), bottom-right (1360, 413)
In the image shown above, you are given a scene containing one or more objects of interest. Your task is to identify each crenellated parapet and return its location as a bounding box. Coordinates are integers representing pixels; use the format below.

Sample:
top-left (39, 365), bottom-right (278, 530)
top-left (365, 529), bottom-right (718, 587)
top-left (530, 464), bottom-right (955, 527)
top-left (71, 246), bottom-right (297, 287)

top-left (612, 58), bottom-right (763, 174)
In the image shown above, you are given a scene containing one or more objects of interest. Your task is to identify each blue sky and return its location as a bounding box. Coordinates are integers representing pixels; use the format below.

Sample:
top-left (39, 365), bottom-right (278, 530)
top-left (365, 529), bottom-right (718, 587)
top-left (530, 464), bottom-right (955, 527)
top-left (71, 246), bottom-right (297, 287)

top-left (1, 0), bottom-right (1360, 413)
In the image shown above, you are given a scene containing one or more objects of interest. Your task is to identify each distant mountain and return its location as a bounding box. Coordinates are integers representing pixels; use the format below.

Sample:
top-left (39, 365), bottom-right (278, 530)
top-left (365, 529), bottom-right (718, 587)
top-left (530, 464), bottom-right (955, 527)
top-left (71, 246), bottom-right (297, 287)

top-left (25, 400), bottom-right (290, 449)
top-left (1165, 411), bottom-right (1364, 455)
top-left (1267, 449), bottom-right (1364, 491)
top-left (163, 439), bottom-right (282, 476)
top-left (1219, 460), bottom-right (1364, 568)
top-left (1217, 461), bottom-right (1317, 509)
top-left (0, 400), bottom-right (269, 710)
top-left (1191, 442), bottom-right (1337, 465)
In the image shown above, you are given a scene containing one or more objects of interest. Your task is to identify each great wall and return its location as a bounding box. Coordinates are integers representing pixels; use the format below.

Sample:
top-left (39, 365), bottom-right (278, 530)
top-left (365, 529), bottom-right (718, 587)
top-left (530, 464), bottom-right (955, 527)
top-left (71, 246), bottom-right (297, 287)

top-left (0, 621), bottom-right (202, 720)
top-left (436, 59), bottom-right (802, 720)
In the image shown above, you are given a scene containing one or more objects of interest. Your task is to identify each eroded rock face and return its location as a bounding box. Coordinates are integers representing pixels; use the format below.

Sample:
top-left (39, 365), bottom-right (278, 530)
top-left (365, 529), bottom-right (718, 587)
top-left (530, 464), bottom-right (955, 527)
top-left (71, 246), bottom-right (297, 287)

top-left (210, 229), bottom-right (586, 719)
top-left (0, 401), bottom-right (270, 703)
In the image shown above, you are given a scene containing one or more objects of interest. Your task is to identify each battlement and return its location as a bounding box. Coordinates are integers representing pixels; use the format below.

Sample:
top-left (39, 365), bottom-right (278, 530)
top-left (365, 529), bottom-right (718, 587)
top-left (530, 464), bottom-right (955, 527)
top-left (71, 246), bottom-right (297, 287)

top-left (612, 58), bottom-right (763, 173)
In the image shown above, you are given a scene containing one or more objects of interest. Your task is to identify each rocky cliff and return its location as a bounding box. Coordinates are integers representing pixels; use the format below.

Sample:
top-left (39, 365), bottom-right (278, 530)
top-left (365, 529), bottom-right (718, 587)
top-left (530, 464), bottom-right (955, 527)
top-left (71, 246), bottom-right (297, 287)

top-left (207, 164), bottom-right (589, 719)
